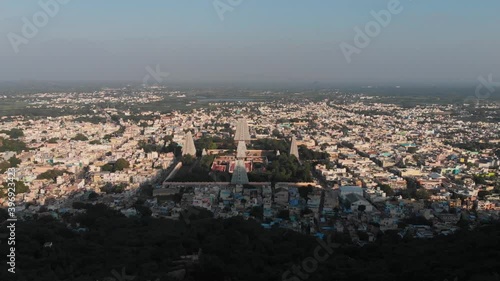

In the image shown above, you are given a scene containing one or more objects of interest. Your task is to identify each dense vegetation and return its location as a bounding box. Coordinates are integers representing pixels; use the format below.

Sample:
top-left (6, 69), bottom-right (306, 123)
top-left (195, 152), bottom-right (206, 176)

top-left (249, 154), bottom-right (313, 182)
top-left (195, 136), bottom-right (233, 150)
top-left (100, 158), bottom-right (130, 172)
top-left (248, 140), bottom-right (322, 182)
top-left (71, 133), bottom-right (89, 141)
top-left (444, 141), bottom-right (499, 152)
top-left (168, 155), bottom-right (214, 182)
top-left (0, 180), bottom-right (29, 197)
top-left (298, 145), bottom-right (329, 161)
top-left (252, 139), bottom-right (289, 152)
top-left (0, 128), bottom-right (24, 139)
top-left (0, 204), bottom-right (499, 281)
top-left (138, 139), bottom-right (181, 156)
top-left (36, 169), bottom-right (69, 182)
top-left (0, 156), bottom-right (21, 173)
top-left (0, 137), bottom-right (28, 153)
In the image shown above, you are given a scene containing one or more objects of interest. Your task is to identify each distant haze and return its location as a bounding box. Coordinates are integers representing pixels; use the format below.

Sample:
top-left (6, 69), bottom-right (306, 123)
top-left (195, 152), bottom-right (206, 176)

top-left (1, 0), bottom-right (499, 84)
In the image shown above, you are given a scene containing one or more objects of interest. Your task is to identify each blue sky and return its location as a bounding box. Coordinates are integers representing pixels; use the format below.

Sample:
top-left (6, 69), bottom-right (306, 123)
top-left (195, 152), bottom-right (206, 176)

top-left (1, 0), bottom-right (499, 84)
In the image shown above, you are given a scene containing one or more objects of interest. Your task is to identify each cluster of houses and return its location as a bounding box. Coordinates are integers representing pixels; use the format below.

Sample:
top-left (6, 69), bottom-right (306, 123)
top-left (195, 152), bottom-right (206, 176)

top-left (0, 95), bottom-right (498, 244)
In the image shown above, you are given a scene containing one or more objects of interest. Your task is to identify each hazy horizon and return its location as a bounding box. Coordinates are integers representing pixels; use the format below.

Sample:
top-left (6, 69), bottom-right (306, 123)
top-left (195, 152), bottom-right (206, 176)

top-left (1, 0), bottom-right (499, 84)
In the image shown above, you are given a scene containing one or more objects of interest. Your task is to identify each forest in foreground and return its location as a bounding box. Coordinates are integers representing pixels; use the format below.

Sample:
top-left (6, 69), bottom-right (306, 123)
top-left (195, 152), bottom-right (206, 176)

top-left (1, 204), bottom-right (499, 281)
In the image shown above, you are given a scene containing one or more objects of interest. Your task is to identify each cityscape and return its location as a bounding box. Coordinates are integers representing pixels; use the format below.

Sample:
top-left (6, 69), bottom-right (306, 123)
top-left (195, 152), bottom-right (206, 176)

top-left (1, 1), bottom-right (500, 281)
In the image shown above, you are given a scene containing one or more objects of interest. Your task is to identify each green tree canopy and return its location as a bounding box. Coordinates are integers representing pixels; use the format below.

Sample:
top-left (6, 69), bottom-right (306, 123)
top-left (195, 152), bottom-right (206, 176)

top-left (415, 189), bottom-right (431, 200)
top-left (1, 180), bottom-right (29, 196)
top-left (379, 184), bottom-right (395, 196)
top-left (1, 128), bottom-right (24, 139)
top-left (115, 158), bottom-right (130, 171)
top-left (37, 169), bottom-right (67, 181)
top-left (0, 137), bottom-right (28, 153)
top-left (181, 154), bottom-right (195, 166)
top-left (71, 133), bottom-right (89, 141)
